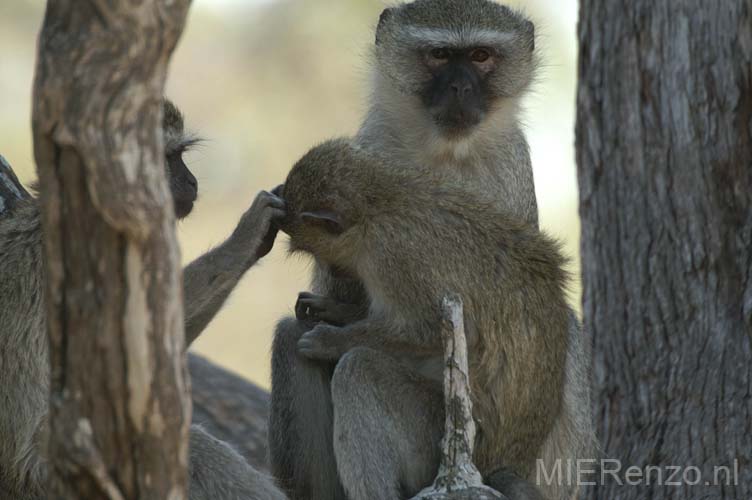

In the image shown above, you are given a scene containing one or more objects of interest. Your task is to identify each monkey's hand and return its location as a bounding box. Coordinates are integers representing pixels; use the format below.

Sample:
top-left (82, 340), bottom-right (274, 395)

top-left (227, 186), bottom-right (286, 268)
top-left (297, 323), bottom-right (349, 362)
top-left (295, 292), bottom-right (364, 326)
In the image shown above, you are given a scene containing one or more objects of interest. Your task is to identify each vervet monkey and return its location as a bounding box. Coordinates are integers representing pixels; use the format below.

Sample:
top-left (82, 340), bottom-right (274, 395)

top-left (269, 2), bottom-right (595, 499)
top-left (278, 138), bottom-right (571, 499)
top-left (0, 100), bottom-right (286, 500)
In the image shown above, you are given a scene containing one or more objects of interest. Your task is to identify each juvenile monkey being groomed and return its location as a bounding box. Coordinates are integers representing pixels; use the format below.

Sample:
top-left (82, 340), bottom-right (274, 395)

top-left (276, 138), bottom-right (583, 500)
top-left (0, 100), bottom-right (287, 500)
top-left (269, 1), bottom-right (596, 499)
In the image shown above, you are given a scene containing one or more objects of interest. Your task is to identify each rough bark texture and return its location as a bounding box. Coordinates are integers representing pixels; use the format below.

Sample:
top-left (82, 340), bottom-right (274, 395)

top-left (578, 1), bottom-right (752, 499)
top-left (1, 156), bottom-right (271, 474)
top-left (411, 296), bottom-right (505, 500)
top-left (32, 1), bottom-right (192, 498)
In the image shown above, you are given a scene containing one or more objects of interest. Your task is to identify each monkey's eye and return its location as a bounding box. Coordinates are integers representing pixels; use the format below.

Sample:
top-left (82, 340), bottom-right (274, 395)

top-left (470, 48), bottom-right (491, 63)
top-left (430, 48), bottom-right (450, 60)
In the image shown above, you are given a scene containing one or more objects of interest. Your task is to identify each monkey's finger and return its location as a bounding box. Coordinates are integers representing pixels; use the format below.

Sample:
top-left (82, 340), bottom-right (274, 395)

top-left (296, 336), bottom-right (337, 361)
top-left (271, 184), bottom-right (284, 197)
top-left (256, 191), bottom-right (286, 212)
top-left (268, 207), bottom-right (286, 220)
top-left (269, 197), bottom-right (286, 210)
top-left (296, 297), bottom-right (326, 314)
top-left (253, 222), bottom-right (281, 261)
top-left (295, 299), bottom-right (312, 321)
top-left (313, 308), bottom-right (347, 325)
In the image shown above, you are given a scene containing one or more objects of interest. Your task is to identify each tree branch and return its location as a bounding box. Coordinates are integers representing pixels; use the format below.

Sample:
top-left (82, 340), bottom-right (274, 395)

top-left (411, 295), bottom-right (506, 500)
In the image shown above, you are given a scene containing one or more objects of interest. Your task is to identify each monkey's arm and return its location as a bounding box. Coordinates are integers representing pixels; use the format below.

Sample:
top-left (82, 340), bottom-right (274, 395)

top-left (184, 188), bottom-right (285, 347)
top-left (298, 261), bottom-right (371, 326)
top-left (296, 315), bottom-right (442, 362)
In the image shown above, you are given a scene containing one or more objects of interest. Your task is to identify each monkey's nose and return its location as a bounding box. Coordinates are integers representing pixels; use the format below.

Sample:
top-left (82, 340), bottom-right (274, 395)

top-left (450, 82), bottom-right (472, 99)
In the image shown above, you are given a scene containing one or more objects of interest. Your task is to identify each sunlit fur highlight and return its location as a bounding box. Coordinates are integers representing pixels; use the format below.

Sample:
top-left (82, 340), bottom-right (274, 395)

top-left (404, 26), bottom-right (517, 48)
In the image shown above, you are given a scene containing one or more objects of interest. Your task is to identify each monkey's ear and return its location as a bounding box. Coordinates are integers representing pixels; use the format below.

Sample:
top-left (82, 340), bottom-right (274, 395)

top-left (375, 8), bottom-right (393, 45)
top-left (524, 20), bottom-right (535, 52)
top-left (301, 211), bottom-right (345, 235)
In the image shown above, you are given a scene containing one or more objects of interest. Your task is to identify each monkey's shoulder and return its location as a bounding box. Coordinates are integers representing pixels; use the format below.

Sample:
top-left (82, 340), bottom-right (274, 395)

top-left (0, 199), bottom-right (42, 243)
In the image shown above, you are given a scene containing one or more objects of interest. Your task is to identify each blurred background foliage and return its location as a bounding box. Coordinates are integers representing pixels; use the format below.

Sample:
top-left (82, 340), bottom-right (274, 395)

top-left (0, 0), bottom-right (579, 388)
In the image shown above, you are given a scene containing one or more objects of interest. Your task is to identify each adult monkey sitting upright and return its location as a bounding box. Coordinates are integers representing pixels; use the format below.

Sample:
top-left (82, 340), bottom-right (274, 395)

top-left (269, 0), bottom-right (595, 499)
top-left (0, 100), bottom-right (286, 500)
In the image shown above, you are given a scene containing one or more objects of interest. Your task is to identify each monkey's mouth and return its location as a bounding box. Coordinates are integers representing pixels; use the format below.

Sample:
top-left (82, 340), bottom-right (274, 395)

top-left (432, 106), bottom-right (485, 136)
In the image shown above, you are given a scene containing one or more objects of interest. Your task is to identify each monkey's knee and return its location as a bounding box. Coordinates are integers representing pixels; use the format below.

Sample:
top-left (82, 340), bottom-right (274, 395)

top-left (331, 348), bottom-right (441, 500)
top-left (332, 347), bottom-right (382, 388)
top-left (271, 316), bottom-right (336, 385)
top-left (271, 316), bottom-right (313, 382)
top-left (330, 347), bottom-right (386, 414)
top-left (331, 349), bottom-right (399, 499)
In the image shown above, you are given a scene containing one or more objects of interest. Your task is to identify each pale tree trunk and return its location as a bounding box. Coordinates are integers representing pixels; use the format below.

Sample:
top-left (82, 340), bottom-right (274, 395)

top-left (577, 1), bottom-right (752, 499)
top-left (32, 1), bottom-right (192, 498)
top-left (0, 157), bottom-right (272, 474)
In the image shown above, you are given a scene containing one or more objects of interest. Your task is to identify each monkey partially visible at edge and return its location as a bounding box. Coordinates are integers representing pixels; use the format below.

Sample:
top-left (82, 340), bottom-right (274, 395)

top-left (0, 100), bottom-right (288, 500)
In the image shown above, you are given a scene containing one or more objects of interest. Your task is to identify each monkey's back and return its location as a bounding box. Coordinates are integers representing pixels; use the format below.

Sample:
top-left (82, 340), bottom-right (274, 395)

top-left (356, 187), bottom-right (571, 478)
top-left (0, 200), bottom-right (49, 498)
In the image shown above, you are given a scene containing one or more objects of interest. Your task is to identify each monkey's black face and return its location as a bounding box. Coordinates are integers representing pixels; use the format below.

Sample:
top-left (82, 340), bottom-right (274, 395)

top-left (420, 47), bottom-right (494, 136)
top-left (166, 152), bottom-right (198, 219)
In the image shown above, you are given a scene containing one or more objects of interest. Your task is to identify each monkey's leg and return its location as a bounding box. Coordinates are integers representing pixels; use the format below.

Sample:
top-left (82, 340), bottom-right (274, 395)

top-left (331, 347), bottom-right (444, 500)
top-left (189, 426), bottom-right (286, 500)
top-left (269, 317), bottom-right (347, 500)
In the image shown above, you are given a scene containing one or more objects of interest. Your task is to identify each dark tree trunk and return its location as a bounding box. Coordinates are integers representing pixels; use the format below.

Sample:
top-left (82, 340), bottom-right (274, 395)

top-left (32, 1), bottom-right (192, 498)
top-left (577, 1), bottom-right (752, 499)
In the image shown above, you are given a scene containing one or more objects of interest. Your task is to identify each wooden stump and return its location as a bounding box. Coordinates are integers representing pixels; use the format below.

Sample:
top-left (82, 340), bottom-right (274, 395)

top-left (411, 295), bottom-right (506, 500)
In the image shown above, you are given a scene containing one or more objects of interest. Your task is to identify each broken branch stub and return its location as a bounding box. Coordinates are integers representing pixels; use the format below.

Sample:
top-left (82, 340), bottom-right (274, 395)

top-left (410, 294), bottom-right (506, 500)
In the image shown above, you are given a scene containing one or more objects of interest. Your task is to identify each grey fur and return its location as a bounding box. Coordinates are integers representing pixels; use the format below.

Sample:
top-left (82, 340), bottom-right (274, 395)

top-left (269, 318), bottom-right (346, 500)
top-left (189, 426), bottom-right (286, 500)
top-left (278, 138), bottom-right (591, 499)
top-left (270, 1), bottom-right (559, 498)
top-left (0, 200), bottom-right (47, 500)
top-left (0, 102), bottom-right (286, 499)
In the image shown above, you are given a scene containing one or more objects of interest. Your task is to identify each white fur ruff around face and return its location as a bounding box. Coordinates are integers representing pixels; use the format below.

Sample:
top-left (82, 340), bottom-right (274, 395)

top-left (404, 26), bottom-right (517, 48)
